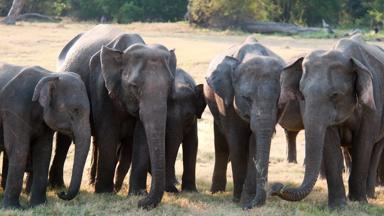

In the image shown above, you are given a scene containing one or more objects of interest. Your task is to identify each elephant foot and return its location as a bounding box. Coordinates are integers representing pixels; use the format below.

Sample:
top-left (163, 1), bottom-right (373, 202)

top-left (240, 192), bottom-right (255, 207)
top-left (328, 198), bottom-right (347, 210)
top-left (2, 200), bottom-right (23, 210)
top-left (138, 195), bottom-right (161, 210)
top-left (210, 182), bottom-right (226, 194)
top-left (366, 188), bottom-right (376, 199)
top-left (232, 194), bottom-right (241, 203)
top-left (114, 183), bottom-right (123, 193)
top-left (287, 157), bottom-right (297, 164)
top-left (165, 185), bottom-right (179, 193)
top-left (181, 185), bottom-right (198, 193)
top-left (29, 197), bottom-right (47, 207)
top-left (242, 193), bottom-right (266, 209)
top-left (128, 189), bottom-right (147, 196)
top-left (348, 193), bottom-right (368, 203)
top-left (95, 183), bottom-right (114, 193)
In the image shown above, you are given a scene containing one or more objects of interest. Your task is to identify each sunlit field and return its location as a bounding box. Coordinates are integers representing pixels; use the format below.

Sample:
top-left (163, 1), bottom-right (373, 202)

top-left (1, 21), bottom-right (384, 215)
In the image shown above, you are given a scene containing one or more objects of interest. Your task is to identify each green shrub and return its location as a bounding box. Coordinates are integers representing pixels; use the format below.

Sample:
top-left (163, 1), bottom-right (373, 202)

top-left (115, 1), bottom-right (143, 23)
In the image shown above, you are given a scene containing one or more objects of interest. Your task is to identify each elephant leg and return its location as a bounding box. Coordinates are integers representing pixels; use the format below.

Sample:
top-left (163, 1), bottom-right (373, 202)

top-left (29, 133), bottom-right (53, 206)
top-left (114, 136), bottom-right (133, 193)
top-left (89, 138), bottom-right (98, 185)
top-left (378, 152), bottom-right (384, 186)
top-left (285, 129), bottom-right (298, 163)
top-left (129, 122), bottom-right (149, 195)
top-left (366, 139), bottom-right (384, 198)
top-left (241, 134), bottom-right (256, 207)
top-left (2, 122), bottom-right (30, 208)
top-left (164, 125), bottom-right (183, 193)
top-left (1, 152), bottom-right (8, 189)
top-left (211, 122), bottom-right (229, 194)
top-left (181, 123), bottom-right (198, 192)
top-left (49, 132), bottom-right (72, 188)
top-left (165, 144), bottom-right (181, 193)
top-left (323, 128), bottom-right (346, 208)
top-left (226, 129), bottom-right (249, 202)
top-left (94, 124), bottom-right (119, 193)
top-left (319, 158), bottom-right (326, 180)
top-left (349, 123), bottom-right (375, 202)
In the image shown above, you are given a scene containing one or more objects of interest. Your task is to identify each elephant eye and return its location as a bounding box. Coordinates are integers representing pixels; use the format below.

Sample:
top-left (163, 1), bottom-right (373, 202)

top-left (330, 91), bottom-right (343, 102)
top-left (72, 107), bottom-right (81, 116)
top-left (241, 95), bottom-right (252, 104)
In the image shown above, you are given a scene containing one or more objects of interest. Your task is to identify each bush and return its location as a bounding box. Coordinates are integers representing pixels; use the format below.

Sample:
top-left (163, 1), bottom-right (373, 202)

top-left (188, 0), bottom-right (267, 28)
top-left (115, 1), bottom-right (143, 23)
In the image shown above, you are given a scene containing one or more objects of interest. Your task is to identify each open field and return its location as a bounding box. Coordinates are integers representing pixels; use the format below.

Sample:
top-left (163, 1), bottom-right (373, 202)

top-left (1, 21), bottom-right (384, 215)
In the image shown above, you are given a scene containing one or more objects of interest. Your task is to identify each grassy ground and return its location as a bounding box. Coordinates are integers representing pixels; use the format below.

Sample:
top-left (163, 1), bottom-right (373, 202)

top-left (1, 21), bottom-right (384, 215)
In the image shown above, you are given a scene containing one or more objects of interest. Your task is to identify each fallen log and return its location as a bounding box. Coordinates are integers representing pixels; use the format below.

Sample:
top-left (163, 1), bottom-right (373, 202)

top-left (15, 13), bottom-right (61, 22)
top-left (241, 21), bottom-right (321, 34)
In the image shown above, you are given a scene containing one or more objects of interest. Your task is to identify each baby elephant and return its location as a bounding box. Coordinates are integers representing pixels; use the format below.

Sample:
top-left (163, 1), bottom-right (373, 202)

top-left (0, 63), bottom-right (91, 209)
top-left (114, 68), bottom-right (206, 194)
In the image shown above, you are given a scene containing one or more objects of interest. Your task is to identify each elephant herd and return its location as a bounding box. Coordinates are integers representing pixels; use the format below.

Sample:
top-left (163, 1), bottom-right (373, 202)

top-left (0, 24), bottom-right (384, 210)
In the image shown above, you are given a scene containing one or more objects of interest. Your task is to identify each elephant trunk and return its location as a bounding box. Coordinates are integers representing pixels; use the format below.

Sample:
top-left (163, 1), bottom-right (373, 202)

top-left (138, 87), bottom-right (168, 209)
top-left (271, 118), bottom-right (326, 201)
top-left (249, 108), bottom-right (276, 206)
top-left (58, 119), bottom-right (91, 200)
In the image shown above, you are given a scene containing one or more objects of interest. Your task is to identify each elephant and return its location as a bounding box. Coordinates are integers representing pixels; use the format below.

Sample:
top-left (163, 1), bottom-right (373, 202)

top-left (279, 98), bottom-right (352, 179)
top-left (278, 100), bottom-right (304, 164)
top-left (271, 34), bottom-right (384, 208)
top-left (0, 63), bottom-right (90, 208)
top-left (204, 36), bottom-right (284, 208)
top-left (47, 24), bottom-right (176, 209)
top-left (117, 68), bottom-right (206, 194)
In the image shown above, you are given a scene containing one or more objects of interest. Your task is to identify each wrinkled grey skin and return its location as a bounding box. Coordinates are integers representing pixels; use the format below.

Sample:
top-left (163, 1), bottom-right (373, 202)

top-left (0, 63), bottom-right (90, 209)
top-left (48, 25), bottom-right (176, 209)
top-left (271, 35), bottom-right (384, 208)
top-left (121, 68), bottom-right (206, 194)
top-left (204, 36), bottom-right (284, 209)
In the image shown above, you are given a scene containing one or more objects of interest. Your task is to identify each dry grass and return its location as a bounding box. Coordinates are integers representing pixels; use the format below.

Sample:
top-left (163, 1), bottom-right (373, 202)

top-left (0, 21), bottom-right (384, 215)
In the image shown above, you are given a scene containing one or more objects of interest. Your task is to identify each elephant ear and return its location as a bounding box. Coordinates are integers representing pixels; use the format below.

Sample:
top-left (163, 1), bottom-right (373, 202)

top-left (57, 33), bottom-right (83, 69)
top-left (32, 75), bottom-right (60, 108)
top-left (352, 58), bottom-right (376, 110)
top-left (194, 84), bottom-right (206, 118)
top-left (278, 56), bottom-right (304, 108)
top-left (206, 56), bottom-right (239, 107)
top-left (110, 34), bottom-right (145, 51)
top-left (100, 46), bottom-right (123, 99)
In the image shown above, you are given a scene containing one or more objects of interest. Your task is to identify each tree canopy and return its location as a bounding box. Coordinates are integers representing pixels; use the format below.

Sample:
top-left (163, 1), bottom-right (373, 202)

top-left (1, 0), bottom-right (383, 28)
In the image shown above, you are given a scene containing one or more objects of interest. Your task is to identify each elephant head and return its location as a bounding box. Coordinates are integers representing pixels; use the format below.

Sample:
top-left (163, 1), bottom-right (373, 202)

top-left (32, 72), bottom-right (91, 200)
top-left (207, 55), bottom-right (284, 206)
top-left (169, 68), bottom-right (206, 122)
top-left (90, 43), bottom-right (176, 208)
top-left (272, 47), bottom-right (375, 201)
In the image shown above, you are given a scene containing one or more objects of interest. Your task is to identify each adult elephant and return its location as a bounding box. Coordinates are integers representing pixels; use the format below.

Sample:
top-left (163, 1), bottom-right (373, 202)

top-left (204, 36), bottom-right (284, 208)
top-left (117, 68), bottom-right (206, 194)
top-left (48, 24), bottom-right (176, 209)
top-left (272, 35), bottom-right (384, 208)
top-left (0, 63), bottom-right (90, 208)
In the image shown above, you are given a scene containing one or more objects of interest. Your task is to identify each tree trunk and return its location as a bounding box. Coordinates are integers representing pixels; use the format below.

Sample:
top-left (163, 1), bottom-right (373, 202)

top-left (1, 0), bottom-right (26, 25)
